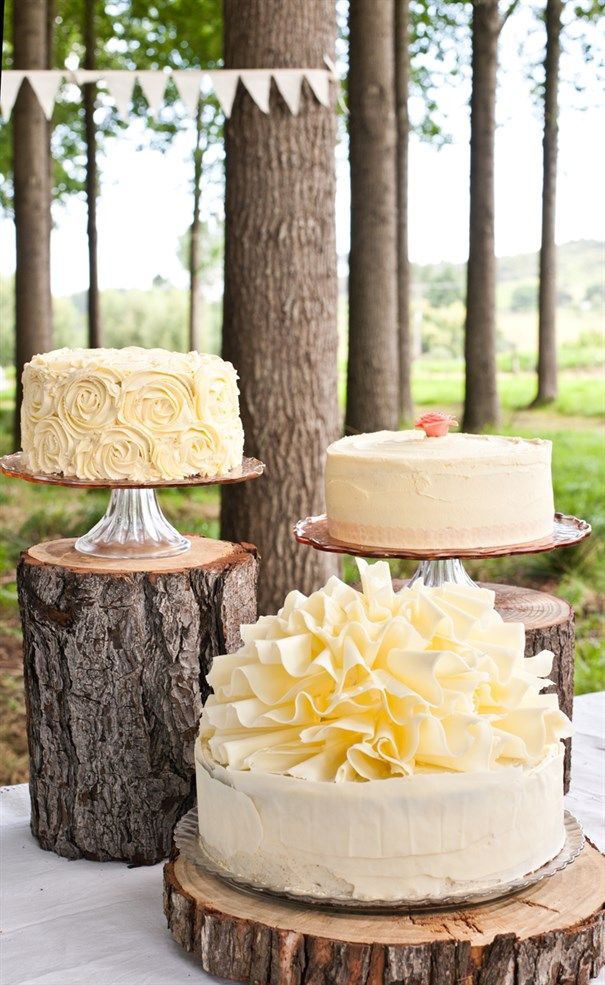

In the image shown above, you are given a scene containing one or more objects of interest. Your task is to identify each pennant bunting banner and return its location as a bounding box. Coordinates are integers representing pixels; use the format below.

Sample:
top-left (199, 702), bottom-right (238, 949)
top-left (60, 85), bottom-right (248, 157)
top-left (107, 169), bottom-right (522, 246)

top-left (0, 64), bottom-right (336, 121)
top-left (208, 71), bottom-right (239, 118)
top-left (173, 70), bottom-right (203, 117)
top-left (0, 70), bottom-right (25, 119)
top-left (25, 70), bottom-right (64, 120)
top-left (272, 70), bottom-right (303, 115)
top-left (136, 71), bottom-right (169, 117)
top-left (240, 72), bottom-right (271, 114)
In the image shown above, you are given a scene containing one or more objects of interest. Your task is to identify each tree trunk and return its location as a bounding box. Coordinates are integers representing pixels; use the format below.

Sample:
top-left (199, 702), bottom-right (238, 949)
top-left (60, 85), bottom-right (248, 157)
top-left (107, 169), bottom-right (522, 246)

top-left (395, 0), bottom-right (413, 423)
top-left (18, 536), bottom-right (258, 863)
top-left (535, 0), bottom-right (562, 405)
top-left (463, 0), bottom-right (500, 432)
top-left (220, 0), bottom-right (339, 614)
top-left (84, 0), bottom-right (101, 348)
top-left (346, 0), bottom-right (399, 435)
top-left (13, 0), bottom-right (53, 445)
top-left (189, 98), bottom-right (204, 352)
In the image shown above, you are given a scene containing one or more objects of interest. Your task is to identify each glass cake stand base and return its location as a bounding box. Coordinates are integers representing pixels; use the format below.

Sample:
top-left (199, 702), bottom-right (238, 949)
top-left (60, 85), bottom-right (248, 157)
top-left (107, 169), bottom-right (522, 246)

top-left (408, 558), bottom-right (476, 587)
top-left (74, 488), bottom-right (190, 560)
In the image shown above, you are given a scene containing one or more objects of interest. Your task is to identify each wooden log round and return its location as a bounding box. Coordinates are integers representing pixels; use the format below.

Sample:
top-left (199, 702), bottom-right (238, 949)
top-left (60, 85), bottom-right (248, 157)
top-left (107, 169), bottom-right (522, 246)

top-left (392, 579), bottom-right (575, 791)
top-left (17, 536), bottom-right (258, 864)
top-left (163, 842), bottom-right (605, 985)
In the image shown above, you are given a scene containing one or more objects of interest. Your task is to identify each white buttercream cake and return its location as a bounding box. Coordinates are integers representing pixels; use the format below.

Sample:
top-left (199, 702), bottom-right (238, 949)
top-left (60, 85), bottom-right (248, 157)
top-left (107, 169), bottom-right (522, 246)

top-left (20, 347), bottom-right (244, 482)
top-left (197, 560), bottom-right (572, 902)
top-left (325, 429), bottom-right (555, 550)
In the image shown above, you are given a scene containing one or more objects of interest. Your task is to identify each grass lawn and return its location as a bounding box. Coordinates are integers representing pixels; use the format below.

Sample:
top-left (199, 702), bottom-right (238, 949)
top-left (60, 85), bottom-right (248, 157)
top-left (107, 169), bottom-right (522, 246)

top-left (0, 366), bottom-right (603, 783)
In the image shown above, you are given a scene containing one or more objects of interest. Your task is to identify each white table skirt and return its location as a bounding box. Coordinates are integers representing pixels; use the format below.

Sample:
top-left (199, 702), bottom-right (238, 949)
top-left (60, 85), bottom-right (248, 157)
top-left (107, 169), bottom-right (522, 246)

top-left (2, 692), bottom-right (604, 985)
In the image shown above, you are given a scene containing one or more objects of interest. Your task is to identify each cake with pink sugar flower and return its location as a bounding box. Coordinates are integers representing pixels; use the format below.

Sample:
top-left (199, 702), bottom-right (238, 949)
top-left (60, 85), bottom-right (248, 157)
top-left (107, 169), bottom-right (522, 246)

top-left (325, 414), bottom-right (554, 550)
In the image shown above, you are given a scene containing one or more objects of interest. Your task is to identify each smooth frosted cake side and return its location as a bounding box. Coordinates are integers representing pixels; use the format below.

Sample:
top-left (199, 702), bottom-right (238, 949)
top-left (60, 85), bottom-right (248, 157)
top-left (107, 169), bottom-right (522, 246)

top-left (196, 560), bottom-right (572, 902)
top-left (325, 430), bottom-right (555, 550)
top-left (21, 347), bottom-right (244, 482)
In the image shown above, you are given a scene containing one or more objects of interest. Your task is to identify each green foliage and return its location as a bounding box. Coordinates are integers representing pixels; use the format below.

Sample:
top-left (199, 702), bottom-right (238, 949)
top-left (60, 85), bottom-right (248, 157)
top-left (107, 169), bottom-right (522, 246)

top-left (510, 283), bottom-right (537, 312)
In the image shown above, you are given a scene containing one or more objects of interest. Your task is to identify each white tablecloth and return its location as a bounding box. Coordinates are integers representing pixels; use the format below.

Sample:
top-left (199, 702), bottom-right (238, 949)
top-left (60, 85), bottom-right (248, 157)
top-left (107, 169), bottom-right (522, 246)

top-left (2, 692), bottom-right (604, 985)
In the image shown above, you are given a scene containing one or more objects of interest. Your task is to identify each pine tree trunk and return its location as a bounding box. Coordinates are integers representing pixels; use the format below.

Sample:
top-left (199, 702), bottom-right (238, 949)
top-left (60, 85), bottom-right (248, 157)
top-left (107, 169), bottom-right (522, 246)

top-left (346, 0), bottom-right (399, 435)
top-left (84, 0), bottom-right (101, 348)
top-left (535, 0), bottom-right (561, 405)
top-left (395, 0), bottom-right (413, 423)
top-left (189, 99), bottom-right (203, 352)
top-left (13, 0), bottom-right (53, 445)
top-left (463, 0), bottom-right (500, 432)
top-left (220, 0), bottom-right (339, 614)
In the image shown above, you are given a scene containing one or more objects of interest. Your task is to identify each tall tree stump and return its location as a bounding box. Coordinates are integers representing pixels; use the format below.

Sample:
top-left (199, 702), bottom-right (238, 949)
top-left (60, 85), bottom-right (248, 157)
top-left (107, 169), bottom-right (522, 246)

top-left (17, 536), bottom-right (258, 864)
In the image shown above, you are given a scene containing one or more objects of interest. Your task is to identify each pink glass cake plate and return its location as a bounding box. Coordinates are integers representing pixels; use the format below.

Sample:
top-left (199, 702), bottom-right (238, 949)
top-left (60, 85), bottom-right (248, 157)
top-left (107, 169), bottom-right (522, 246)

top-left (0, 452), bottom-right (264, 561)
top-left (294, 513), bottom-right (591, 587)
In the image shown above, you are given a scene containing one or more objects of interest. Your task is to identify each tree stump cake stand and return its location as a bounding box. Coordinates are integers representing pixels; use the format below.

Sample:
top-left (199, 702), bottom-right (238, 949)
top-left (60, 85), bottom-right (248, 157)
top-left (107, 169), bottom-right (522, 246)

top-left (163, 840), bottom-right (605, 985)
top-left (2, 453), bottom-right (265, 864)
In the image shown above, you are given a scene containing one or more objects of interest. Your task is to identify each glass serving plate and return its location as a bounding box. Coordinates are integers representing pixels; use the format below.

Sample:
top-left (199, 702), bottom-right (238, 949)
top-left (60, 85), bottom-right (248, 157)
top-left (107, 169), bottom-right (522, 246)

top-left (294, 513), bottom-right (592, 587)
top-left (173, 806), bottom-right (584, 914)
top-left (0, 452), bottom-right (264, 560)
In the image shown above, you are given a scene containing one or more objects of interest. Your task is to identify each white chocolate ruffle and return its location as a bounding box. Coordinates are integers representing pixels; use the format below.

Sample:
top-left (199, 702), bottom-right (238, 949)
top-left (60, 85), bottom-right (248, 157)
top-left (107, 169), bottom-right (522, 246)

top-left (201, 559), bottom-right (572, 782)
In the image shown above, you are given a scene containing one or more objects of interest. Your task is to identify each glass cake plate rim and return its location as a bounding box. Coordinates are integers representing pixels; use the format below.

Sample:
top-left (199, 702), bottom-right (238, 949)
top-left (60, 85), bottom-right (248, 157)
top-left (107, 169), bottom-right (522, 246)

top-left (0, 451), bottom-right (265, 489)
top-left (173, 806), bottom-right (584, 914)
top-left (293, 512), bottom-right (591, 560)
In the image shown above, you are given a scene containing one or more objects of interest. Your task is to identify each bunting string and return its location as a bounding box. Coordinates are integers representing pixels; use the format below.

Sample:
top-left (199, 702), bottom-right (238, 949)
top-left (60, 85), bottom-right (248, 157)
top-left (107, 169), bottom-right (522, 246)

top-left (0, 63), bottom-right (336, 121)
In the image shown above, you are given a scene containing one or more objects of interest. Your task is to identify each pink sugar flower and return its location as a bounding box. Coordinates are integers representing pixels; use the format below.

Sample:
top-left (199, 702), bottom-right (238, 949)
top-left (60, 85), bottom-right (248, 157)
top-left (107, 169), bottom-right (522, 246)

top-left (414, 411), bottom-right (459, 437)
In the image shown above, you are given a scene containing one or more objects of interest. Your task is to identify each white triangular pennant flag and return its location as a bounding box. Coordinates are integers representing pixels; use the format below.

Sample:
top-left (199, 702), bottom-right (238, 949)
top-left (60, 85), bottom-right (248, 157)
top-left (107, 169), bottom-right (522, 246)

top-left (241, 71), bottom-right (271, 114)
top-left (173, 71), bottom-right (203, 117)
top-left (272, 71), bottom-right (303, 115)
top-left (304, 69), bottom-right (330, 108)
top-left (103, 71), bottom-right (135, 117)
top-left (137, 71), bottom-right (168, 117)
top-left (0, 70), bottom-right (26, 119)
top-left (26, 70), bottom-right (64, 119)
top-left (208, 70), bottom-right (239, 118)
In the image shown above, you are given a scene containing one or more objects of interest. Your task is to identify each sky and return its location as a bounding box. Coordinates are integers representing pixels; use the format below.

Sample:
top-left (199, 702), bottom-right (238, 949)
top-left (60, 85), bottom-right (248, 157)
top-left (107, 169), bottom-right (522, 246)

top-left (0, 5), bottom-right (603, 297)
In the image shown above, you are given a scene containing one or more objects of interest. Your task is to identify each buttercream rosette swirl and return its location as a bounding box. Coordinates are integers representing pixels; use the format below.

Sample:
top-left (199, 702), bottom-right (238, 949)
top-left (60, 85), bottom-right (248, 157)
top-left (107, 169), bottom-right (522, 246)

top-left (20, 347), bottom-right (245, 482)
top-left (201, 560), bottom-right (572, 782)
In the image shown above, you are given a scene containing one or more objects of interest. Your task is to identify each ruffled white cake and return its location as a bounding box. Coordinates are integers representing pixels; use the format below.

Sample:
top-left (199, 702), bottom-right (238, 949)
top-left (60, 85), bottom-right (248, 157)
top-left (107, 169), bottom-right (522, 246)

top-left (325, 430), bottom-right (555, 550)
top-left (197, 560), bottom-right (572, 902)
top-left (21, 347), bottom-right (244, 482)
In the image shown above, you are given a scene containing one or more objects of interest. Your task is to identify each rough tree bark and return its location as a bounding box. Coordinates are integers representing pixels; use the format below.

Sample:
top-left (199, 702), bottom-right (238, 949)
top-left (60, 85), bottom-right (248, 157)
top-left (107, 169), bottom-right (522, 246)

top-left (13, 0), bottom-right (53, 445)
top-left (18, 537), bottom-right (258, 863)
top-left (84, 0), bottom-right (102, 348)
top-left (395, 0), bottom-right (414, 423)
top-left (220, 0), bottom-right (339, 614)
top-left (463, 0), bottom-right (501, 432)
top-left (189, 97), bottom-right (204, 352)
top-left (346, 0), bottom-right (399, 435)
top-left (534, 0), bottom-right (562, 405)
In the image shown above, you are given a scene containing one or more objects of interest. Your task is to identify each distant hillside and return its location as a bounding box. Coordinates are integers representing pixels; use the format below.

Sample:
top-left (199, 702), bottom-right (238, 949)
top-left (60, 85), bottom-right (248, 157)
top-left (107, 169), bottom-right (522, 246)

top-left (411, 240), bottom-right (604, 312)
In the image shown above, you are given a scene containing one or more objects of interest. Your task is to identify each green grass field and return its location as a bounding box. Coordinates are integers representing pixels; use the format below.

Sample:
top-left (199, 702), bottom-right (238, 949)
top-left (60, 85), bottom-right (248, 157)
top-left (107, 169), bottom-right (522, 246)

top-left (0, 365), bottom-right (603, 783)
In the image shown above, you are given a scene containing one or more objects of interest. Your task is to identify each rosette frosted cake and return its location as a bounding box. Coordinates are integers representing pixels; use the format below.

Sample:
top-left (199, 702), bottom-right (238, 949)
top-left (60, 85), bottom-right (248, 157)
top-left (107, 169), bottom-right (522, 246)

top-left (325, 429), bottom-right (555, 550)
top-left (20, 347), bottom-right (244, 482)
top-left (197, 560), bottom-right (572, 902)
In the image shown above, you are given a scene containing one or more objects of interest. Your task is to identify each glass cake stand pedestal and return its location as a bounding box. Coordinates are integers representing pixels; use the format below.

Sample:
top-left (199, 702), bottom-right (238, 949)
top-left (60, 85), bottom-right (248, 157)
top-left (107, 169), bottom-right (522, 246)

top-left (293, 512), bottom-right (592, 586)
top-left (0, 452), bottom-right (265, 560)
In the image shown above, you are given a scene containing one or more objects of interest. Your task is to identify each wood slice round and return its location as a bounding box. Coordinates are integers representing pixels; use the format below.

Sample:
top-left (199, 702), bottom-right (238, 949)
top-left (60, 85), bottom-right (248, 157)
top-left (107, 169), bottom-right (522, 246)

top-left (163, 842), bottom-right (605, 985)
top-left (18, 536), bottom-right (259, 864)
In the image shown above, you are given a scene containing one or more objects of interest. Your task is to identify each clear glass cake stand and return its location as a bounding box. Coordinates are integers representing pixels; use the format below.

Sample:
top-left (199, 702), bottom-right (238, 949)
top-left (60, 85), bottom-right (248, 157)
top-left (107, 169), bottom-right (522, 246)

top-left (0, 452), bottom-right (264, 560)
top-left (293, 513), bottom-right (592, 586)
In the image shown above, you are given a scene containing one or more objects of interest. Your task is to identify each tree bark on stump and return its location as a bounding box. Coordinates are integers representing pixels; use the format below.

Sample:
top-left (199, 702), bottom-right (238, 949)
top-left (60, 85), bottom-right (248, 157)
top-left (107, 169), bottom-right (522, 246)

top-left (17, 537), bottom-right (258, 864)
top-left (163, 841), bottom-right (605, 985)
